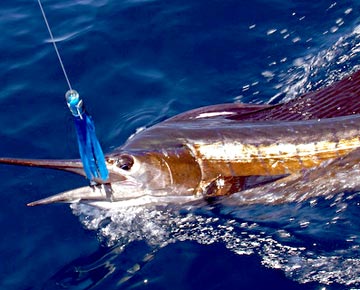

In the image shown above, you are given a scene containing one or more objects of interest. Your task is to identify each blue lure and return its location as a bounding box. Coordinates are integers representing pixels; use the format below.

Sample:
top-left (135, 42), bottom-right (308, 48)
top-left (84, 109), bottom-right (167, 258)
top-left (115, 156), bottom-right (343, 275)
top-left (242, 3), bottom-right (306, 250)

top-left (65, 90), bottom-right (109, 182)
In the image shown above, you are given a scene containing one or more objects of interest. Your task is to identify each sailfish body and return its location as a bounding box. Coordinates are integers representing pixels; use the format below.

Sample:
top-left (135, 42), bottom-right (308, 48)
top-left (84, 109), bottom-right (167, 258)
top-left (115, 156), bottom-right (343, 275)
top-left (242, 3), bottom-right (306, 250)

top-left (2, 71), bottom-right (360, 208)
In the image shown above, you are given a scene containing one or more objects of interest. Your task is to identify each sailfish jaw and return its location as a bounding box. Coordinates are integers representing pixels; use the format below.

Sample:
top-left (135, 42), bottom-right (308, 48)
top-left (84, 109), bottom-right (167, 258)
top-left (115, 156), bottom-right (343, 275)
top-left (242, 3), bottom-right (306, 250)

top-left (27, 181), bottom-right (159, 207)
top-left (27, 184), bottom-right (110, 206)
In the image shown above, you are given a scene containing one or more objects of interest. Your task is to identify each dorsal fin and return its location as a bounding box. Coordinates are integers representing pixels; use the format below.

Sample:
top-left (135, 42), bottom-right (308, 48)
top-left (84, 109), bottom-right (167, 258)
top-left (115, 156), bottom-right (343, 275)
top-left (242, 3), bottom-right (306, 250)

top-left (165, 70), bottom-right (360, 123)
top-left (234, 70), bottom-right (360, 121)
top-left (164, 103), bottom-right (276, 123)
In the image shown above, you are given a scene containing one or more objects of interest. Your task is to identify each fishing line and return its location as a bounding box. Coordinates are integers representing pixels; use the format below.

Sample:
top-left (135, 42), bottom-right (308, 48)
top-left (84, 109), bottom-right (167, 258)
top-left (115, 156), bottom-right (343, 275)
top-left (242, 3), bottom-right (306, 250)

top-left (36, 0), bottom-right (109, 183)
top-left (37, 0), bottom-right (72, 91)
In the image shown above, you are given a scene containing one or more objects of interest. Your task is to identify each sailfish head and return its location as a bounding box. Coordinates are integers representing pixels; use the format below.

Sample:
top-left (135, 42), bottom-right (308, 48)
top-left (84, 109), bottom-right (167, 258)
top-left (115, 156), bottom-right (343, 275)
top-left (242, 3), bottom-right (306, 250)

top-left (0, 149), bottom-right (201, 208)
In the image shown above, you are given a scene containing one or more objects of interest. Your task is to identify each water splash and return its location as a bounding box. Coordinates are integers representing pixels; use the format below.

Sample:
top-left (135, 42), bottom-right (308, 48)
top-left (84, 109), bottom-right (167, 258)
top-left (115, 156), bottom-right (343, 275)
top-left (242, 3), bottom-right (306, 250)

top-left (71, 204), bottom-right (172, 246)
top-left (71, 190), bottom-right (360, 286)
top-left (268, 24), bottom-right (360, 104)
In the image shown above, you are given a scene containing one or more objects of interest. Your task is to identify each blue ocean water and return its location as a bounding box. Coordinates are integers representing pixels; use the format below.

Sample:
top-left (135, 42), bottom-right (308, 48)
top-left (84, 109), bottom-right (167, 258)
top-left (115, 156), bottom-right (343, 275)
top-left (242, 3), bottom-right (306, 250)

top-left (1, 0), bottom-right (360, 289)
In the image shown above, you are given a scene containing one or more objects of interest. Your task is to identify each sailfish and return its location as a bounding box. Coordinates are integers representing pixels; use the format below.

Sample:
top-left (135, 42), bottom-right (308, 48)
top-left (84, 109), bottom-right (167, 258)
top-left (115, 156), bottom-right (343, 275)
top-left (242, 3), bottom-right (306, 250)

top-left (2, 71), bottom-right (360, 208)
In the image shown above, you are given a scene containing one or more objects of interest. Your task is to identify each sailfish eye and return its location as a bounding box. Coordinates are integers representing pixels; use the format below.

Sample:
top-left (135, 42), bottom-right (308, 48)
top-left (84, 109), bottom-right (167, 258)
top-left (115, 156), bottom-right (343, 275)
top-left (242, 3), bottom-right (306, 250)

top-left (117, 154), bottom-right (134, 171)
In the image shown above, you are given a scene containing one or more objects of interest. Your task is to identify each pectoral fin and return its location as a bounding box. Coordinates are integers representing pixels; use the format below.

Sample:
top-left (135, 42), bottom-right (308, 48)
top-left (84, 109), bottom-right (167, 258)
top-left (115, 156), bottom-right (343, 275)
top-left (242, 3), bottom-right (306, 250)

top-left (203, 175), bottom-right (289, 198)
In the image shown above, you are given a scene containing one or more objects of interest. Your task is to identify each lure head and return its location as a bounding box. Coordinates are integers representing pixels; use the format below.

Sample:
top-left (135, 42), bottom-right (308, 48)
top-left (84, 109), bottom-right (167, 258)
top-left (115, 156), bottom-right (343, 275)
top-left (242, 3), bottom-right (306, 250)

top-left (65, 90), bottom-right (84, 117)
